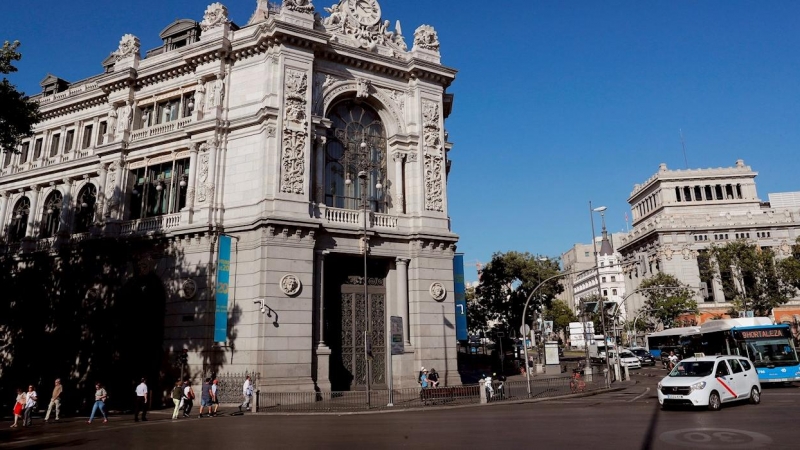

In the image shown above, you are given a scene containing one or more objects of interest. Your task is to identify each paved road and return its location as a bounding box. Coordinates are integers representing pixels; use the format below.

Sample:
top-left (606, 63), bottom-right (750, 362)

top-left (2, 369), bottom-right (797, 450)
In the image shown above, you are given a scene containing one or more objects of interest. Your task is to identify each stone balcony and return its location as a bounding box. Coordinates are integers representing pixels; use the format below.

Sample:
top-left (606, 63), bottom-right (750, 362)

top-left (130, 117), bottom-right (193, 143)
top-left (119, 213), bottom-right (182, 235)
top-left (323, 206), bottom-right (399, 230)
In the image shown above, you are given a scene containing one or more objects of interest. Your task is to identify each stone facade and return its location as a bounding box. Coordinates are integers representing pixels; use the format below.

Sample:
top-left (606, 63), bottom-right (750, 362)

top-left (617, 160), bottom-right (800, 324)
top-left (0, 1), bottom-right (459, 392)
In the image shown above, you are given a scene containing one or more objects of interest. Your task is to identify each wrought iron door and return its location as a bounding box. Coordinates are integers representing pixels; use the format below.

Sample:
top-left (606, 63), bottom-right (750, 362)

top-left (340, 278), bottom-right (386, 388)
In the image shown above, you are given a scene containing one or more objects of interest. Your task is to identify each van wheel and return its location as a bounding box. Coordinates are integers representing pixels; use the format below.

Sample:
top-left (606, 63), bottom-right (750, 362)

top-left (749, 387), bottom-right (760, 405)
top-left (708, 391), bottom-right (721, 411)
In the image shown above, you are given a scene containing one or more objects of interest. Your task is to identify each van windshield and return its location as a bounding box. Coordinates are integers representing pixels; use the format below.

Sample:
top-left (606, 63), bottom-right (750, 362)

top-left (620, 351), bottom-right (635, 358)
top-left (669, 361), bottom-right (714, 377)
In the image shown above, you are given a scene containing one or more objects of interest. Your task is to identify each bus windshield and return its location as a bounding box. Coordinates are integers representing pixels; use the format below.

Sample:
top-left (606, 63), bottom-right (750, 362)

top-left (738, 338), bottom-right (799, 366)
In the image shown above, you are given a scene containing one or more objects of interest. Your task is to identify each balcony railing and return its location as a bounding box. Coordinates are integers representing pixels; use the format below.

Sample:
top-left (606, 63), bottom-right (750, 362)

top-left (324, 207), bottom-right (398, 229)
top-left (120, 213), bottom-right (181, 235)
top-left (130, 117), bottom-right (193, 142)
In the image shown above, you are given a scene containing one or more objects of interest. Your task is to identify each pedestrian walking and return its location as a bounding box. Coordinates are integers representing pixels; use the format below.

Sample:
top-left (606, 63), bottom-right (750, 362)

top-left (199, 377), bottom-right (213, 418)
top-left (10, 388), bottom-right (24, 428)
top-left (22, 385), bottom-right (38, 427)
top-left (182, 381), bottom-right (195, 417)
top-left (87, 382), bottom-right (108, 424)
top-left (239, 375), bottom-right (253, 412)
top-left (171, 381), bottom-right (183, 420)
top-left (44, 378), bottom-right (63, 423)
top-left (428, 368), bottom-right (440, 388)
top-left (134, 378), bottom-right (148, 421)
top-left (211, 378), bottom-right (220, 416)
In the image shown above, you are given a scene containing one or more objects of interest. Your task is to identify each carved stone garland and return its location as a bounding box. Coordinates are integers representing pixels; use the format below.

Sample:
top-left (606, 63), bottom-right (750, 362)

top-left (197, 142), bottom-right (211, 203)
top-left (105, 160), bottom-right (121, 214)
top-left (422, 100), bottom-right (444, 212)
top-left (281, 69), bottom-right (309, 195)
top-left (284, 0), bottom-right (315, 14)
top-left (113, 34), bottom-right (140, 61)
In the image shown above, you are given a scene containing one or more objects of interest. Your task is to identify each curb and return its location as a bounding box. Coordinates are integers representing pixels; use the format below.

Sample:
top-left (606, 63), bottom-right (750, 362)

top-left (250, 386), bottom-right (626, 416)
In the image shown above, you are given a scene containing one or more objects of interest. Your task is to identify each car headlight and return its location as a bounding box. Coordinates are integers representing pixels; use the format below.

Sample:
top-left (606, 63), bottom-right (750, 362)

top-left (657, 382), bottom-right (662, 390)
top-left (690, 381), bottom-right (706, 391)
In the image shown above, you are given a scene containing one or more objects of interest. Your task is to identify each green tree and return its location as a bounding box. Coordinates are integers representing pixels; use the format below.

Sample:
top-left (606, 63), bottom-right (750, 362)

top-left (710, 241), bottom-right (796, 316)
top-left (639, 273), bottom-right (698, 328)
top-left (1, 40), bottom-right (41, 153)
top-left (474, 251), bottom-right (563, 336)
top-left (543, 299), bottom-right (577, 337)
top-left (777, 237), bottom-right (800, 291)
top-left (465, 285), bottom-right (490, 335)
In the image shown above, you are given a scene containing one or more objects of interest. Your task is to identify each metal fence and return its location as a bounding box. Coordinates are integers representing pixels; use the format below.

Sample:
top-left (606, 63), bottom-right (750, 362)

top-left (257, 376), bottom-right (603, 413)
top-left (202, 371), bottom-right (260, 404)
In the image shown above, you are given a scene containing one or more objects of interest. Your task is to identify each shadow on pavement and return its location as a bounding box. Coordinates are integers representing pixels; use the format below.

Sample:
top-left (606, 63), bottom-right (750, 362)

top-left (639, 400), bottom-right (660, 450)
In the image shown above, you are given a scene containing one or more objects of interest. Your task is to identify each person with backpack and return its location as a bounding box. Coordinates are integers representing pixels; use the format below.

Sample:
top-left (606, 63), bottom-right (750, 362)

top-left (171, 381), bottom-right (183, 420)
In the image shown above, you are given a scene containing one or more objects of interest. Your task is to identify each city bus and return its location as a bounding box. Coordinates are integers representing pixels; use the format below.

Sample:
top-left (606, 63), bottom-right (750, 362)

top-left (645, 326), bottom-right (701, 358)
top-left (679, 318), bottom-right (800, 384)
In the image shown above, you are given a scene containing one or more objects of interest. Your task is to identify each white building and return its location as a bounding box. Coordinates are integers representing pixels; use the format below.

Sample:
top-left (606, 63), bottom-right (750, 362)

top-left (0, 1), bottom-right (460, 395)
top-left (618, 160), bottom-right (800, 325)
top-left (570, 227), bottom-right (627, 322)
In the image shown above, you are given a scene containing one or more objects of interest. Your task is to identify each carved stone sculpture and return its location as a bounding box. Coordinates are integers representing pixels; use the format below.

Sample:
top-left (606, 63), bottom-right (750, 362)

top-left (284, 0), bottom-right (315, 14)
top-left (281, 69), bottom-right (309, 195)
top-left (113, 34), bottom-right (140, 61)
top-left (181, 279), bottom-right (198, 299)
top-left (201, 2), bottom-right (231, 31)
top-left (355, 77), bottom-right (371, 99)
top-left (320, 0), bottom-right (407, 53)
top-left (116, 100), bottom-right (133, 137)
top-left (280, 274), bottom-right (302, 296)
top-left (207, 75), bottom-right (225, 109)
top-left (194, 80), bottom-right (206, 113)
top-left (422, 100), bottom-right (444, 212)
top-left (429, 282), bottom-right (446, 302)
top-left (413, 24), bottom-right (440, 51)
top-left (106, 106), bottom-right (118, 137)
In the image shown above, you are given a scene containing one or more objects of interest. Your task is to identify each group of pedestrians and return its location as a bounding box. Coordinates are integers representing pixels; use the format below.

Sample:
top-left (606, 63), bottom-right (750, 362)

top-left (10, 375), bottom-right (256, 426)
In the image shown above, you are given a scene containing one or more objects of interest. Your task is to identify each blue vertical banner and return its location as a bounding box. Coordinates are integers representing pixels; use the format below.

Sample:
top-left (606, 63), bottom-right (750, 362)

top-left (453, 254), bottom-right (468, 341)
top-left (214, 235), bottom-right (232, 343)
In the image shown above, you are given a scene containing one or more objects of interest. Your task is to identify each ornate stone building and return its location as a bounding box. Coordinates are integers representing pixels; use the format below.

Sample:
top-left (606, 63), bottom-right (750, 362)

top-left (0, 0), bottom-right (459, 393)
top-left (618, 160), bottom-right (800, 326)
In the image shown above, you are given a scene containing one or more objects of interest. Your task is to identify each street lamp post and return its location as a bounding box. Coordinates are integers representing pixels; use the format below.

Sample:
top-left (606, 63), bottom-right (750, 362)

top-left (589, 202), bottom-right (612, 387)
top-left (344, 136), bottom-right (385, 407)
top-left (521, 268), bottom-right (583, 397)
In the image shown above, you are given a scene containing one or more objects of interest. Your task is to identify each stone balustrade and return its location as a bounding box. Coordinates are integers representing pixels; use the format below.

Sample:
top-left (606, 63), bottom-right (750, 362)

top-left (37, 81), bottom-right (100, 105)
top-left (120, 213), bottom-right (182, 235)
top-left (371, 212), bottom-right (398, 228)
top-left (324, 206), bottom-right (398, 229)
top-left (130, 117), bottom-right (193, 142)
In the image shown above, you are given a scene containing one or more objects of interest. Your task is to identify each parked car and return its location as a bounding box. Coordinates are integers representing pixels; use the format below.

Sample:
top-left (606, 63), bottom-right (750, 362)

top-left (657, 355), bottom-right (761, 411)
top-left (629, 347), bottom-right (657, 366)
top-left (608, 349), bottom-right (641, 369)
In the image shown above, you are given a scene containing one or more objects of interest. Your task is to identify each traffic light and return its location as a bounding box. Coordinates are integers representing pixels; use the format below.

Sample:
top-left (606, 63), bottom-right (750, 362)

top-left (179, 349), bottom-right (188, 364)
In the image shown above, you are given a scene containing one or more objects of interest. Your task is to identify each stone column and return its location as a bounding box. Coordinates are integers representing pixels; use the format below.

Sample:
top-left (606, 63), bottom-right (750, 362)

top-left (314, 136), bottom-right (326, 204)
top-left (58, 178), bottom-right (74, 234)
top-left (397, 258), bottom-right (411, 345)
top-left (25, 186), bottom-right (42, 238)
top-left (97, 164), bottom-right (108, 222)
top-left (186, 143), bottom-right (198, 210)
top-left (315, 250), bottom-right (332, 391)
top-left (0, 192), bottom-right (9, 238)
top-left (57, 126), bottom-right (67, 155)
top-left (393, 152), bottom-right (405, 214)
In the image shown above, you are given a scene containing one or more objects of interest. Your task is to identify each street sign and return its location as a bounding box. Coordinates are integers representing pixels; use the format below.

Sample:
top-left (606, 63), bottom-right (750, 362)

top-left (390, 316), bottom-right (404, 355)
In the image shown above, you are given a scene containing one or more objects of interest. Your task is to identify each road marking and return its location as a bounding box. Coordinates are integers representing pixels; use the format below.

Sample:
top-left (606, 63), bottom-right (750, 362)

top-left (660, 428), bottom-right (772, 449)
top-left (628, 387), bottom-right (650, 402)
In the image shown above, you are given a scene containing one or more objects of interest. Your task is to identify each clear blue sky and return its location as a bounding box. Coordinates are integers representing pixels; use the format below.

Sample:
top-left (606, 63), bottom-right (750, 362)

top-left (4, 1), bottom-right (800, 283)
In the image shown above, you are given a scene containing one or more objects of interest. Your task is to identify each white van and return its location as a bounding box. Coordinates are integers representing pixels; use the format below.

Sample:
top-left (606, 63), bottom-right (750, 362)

top-left (658, 355), bottom-right (761, 411)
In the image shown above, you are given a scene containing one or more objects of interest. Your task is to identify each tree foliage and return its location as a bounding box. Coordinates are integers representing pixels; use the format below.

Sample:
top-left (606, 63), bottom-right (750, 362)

top-left (777, 237), bottom-right (800, 291)
top-left (709, 241), bottom-right (796, 316)
top-left (465, 286), bottom-right (490, 335)
top-left (1, 40), bottom-right (41, 153)
top-left (543, 299), bottom-right (577, 336)
top-left (474, 251), bottom-right (563, 336)
top-left (639, 273), bottom-right (698, 328)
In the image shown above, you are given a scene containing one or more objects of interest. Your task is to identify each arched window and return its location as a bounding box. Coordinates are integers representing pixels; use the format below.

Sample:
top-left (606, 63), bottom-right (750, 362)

top-left (74, 184), bottom-right (97, 233)
top-left (40, 191), bottom-right (63, 238)
top-left (323, 101), bottom-right (387, 213)
top-left (8, 197), bottom-right (30, 242)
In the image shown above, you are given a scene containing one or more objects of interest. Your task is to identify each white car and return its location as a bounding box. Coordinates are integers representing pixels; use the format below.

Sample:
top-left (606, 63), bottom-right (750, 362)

top-left (608, 350), bottom-right (641, 369)
top-left (657, 355), bottom-right (761, 411)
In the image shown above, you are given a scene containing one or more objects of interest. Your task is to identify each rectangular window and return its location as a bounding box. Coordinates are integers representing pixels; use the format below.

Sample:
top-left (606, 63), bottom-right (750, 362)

top-left (694, 186), bottom-right (703, 201)
top-left (684, 186), bottom-right (692, 201)
top-left (704, 185), bottom-right (713, 201)
top-left (82, 125), bottom-right (93, 149)
top-left (675, 187), bottom-right (682, 202)
top-left (65, 130), bottom-right (75, 152)
top-left (584, 251), bottom-right (590, 257)
top-left (50, 134), bottom-right (61, 157)
top-left (2, 150), bottom-right (12, 168)
top-left (156, 98), bottom-right (181, 124)
top-left (603, 290), bottom-right (608, 296)
top-left (128, 158), bottom-right (190, 220)
top-left (34, 138), bottom-right (43, 159)
top-left (139, 105), bottom-right (154, 129)
top-left (715, 185), bottom-right (724, 200)
top-left (20, 142), bottom-right (30, 164)
top-left (612, 289), bottom-right (617, 296)
top-left (97, 122), bottom-right (107, 146)
top-left (611, 276), bottom-right (616, 282)
top-left (601, 276), bottom-right (607, 283)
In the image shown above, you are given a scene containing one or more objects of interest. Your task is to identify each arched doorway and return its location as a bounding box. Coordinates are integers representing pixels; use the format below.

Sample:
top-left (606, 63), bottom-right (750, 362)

top-left (74, 184), bottom-right (97, 233)
top-left (8, 197), bottom-right (30, 242)
top-left (40, 191), bottom-right (63, 238)
top-left (322, 100), bottom-right (388, 213)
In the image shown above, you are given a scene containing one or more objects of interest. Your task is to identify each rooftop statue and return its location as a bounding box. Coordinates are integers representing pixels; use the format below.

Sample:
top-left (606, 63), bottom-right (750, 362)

top-left (201, 2), bottom-right (231, 31)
